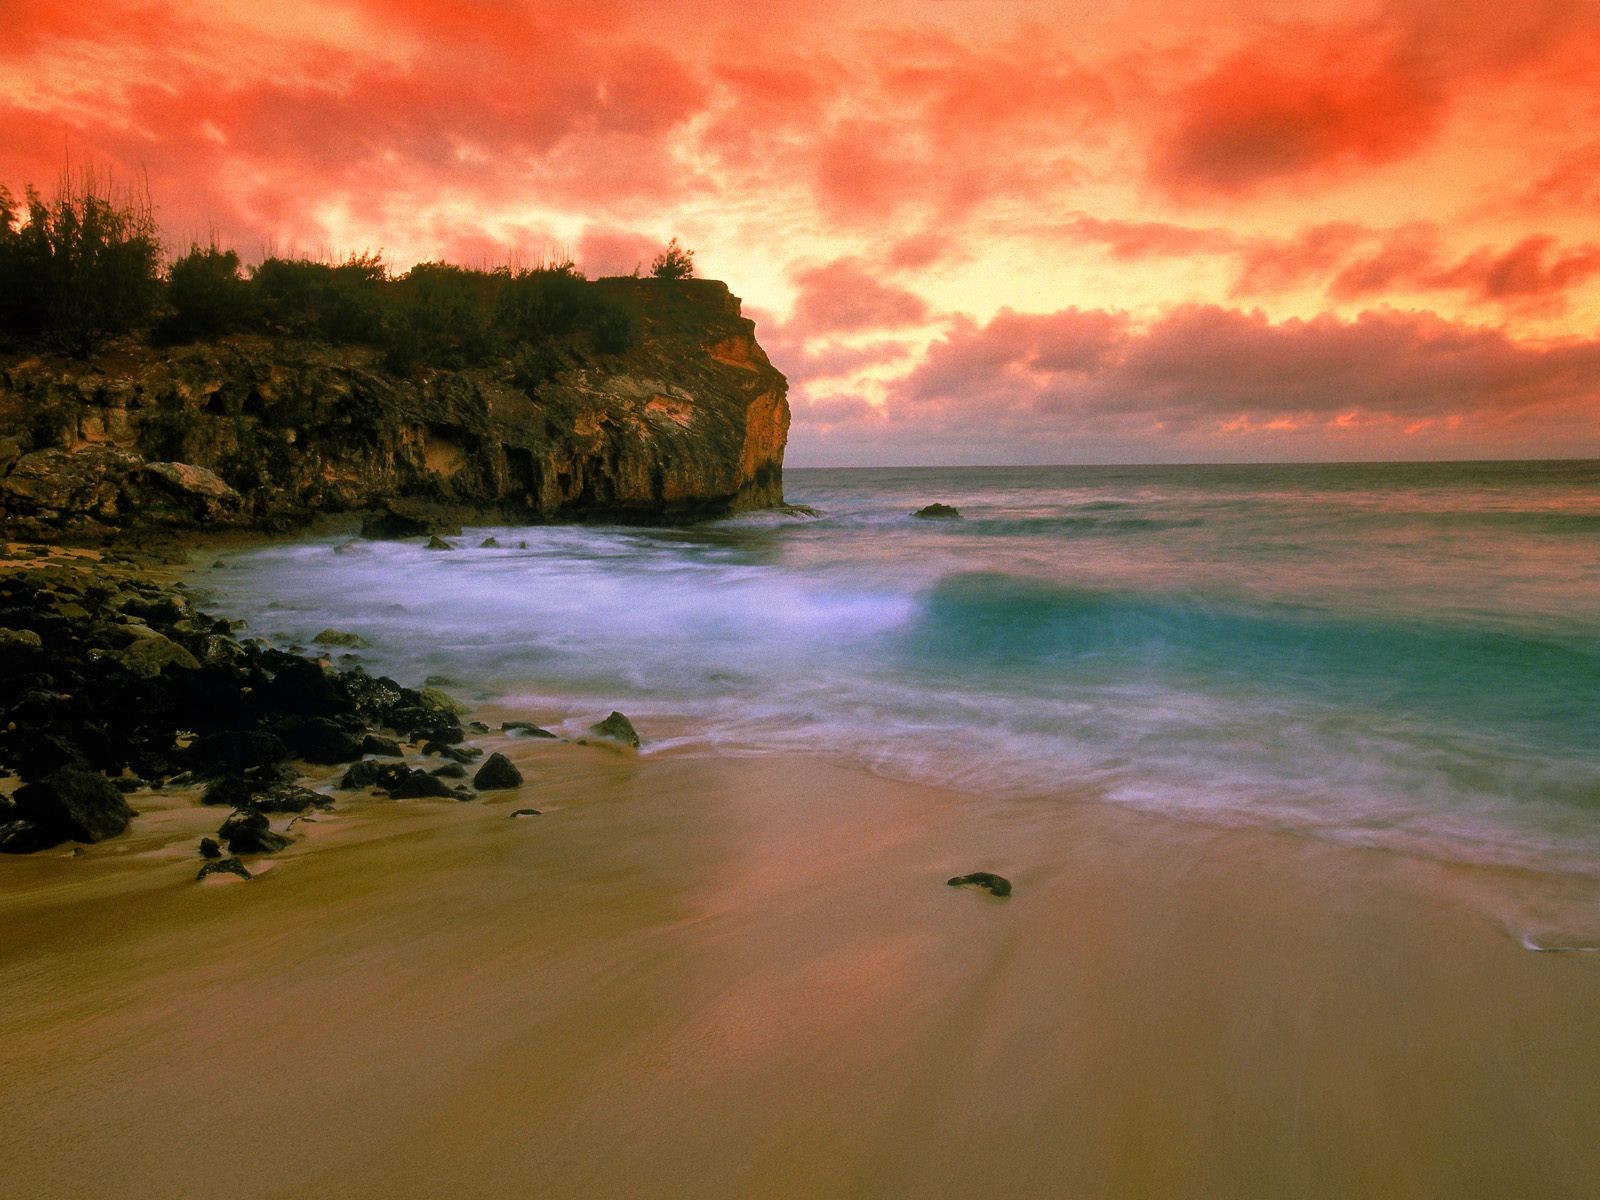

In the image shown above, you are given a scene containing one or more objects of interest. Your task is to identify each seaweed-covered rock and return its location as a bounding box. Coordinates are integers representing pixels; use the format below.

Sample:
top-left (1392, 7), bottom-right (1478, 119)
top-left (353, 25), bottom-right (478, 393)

top-left (912, 503), bottom-right (962, 520)
top-left (586, 711), bottom-right (641, 748)
top-left (473, 752), bottom-right (523, 791)
top-left (312, 629), bottom-right (368, 648)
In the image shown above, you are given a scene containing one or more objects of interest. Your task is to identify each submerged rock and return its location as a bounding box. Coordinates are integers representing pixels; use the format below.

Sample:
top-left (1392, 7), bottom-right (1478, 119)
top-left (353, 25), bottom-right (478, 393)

top-left (509, 808), bottom-right (542, 818)
top-left (502, 721), bottom-right (557, 739)
top-left (430, 763), bottom-right (466, 779)
top-left (424, 535), bottom-right (453, 551)
top-left (947, 871), bottom-right (1012, 897)
top-left (912, 503), bottom-right (962, 520)
top-left (478, 537), bottom-right (500, 548)
top-left (586, 711), bottom-right (641, 748)
top-left (473, 752), bottom-right (523, 791)
top-left (312, 628), bottom-right (368, 648)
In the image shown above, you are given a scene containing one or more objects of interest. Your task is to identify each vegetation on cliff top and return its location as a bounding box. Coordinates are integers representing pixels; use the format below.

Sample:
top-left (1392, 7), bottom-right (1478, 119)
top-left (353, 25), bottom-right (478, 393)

top-left (0, 172), bottom-right (698, 371)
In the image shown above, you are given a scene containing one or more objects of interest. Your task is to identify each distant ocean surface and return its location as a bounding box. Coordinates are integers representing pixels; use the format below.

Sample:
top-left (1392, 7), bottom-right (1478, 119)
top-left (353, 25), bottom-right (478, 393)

top-left (206, 461), bottom-right (1600, 877)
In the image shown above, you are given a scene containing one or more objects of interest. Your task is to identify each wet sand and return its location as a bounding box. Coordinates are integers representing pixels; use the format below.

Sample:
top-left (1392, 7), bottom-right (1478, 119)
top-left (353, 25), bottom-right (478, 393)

top-left (4, 738), bottom-right (1598, 1199)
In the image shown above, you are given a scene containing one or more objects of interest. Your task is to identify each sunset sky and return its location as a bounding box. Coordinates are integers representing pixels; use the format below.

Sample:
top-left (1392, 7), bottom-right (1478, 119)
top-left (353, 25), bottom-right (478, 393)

top-left (4, 0), bottom-right (1599, 464)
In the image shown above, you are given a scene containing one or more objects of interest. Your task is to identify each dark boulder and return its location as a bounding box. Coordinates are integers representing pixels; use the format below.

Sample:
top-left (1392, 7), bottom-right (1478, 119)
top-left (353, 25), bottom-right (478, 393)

top-left (338, 758), bottom-right (403, 790)
top-left (13, 766), bottom-right (135, 845)
top-left (473, 752), bottom-right (523, 791)
top-left (361, 733), bottom-right (404, 758)
top-left (217, 809), bottom-right (292, 856)
top-left (0, 819), bottom-right (60, 854)
top-left (947, 871), bottom-right (1012, 897)
top-left (422, 741), bottom-right (480, 763)
top-left (430, 763), bottom-right (466, 779)
top-left (198, 837), bottom-right (222, 859)
top-left (912, 503), bottom-right (962, 519)
top-left (189, 730), bottom-right (291, 774)
top-left (251, 783), bottom-right (328, 814)
top-left (386, 770), bottom-right (456, 800)
top-left (277, 717), bottom-right (365, 765)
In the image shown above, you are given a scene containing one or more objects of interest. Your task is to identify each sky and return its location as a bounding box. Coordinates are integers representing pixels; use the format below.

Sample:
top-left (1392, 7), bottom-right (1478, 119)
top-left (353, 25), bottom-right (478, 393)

top-left (4, 0), bottom-right (1599, 465)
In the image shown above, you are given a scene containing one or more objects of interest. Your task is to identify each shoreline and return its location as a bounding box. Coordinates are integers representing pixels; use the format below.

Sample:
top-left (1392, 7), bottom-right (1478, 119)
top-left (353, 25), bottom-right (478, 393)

top-left (5, 744), bottom-right (1599, 1198)
top-left (3, 534), bottom-right (1599, 1197)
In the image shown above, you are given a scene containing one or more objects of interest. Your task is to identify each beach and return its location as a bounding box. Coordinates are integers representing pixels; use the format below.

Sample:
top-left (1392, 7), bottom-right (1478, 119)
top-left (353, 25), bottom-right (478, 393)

top-left (5, 733), bottom-right (1598, 1199)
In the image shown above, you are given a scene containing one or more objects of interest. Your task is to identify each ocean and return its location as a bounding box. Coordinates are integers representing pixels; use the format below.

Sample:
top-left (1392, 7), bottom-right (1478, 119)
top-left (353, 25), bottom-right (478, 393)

top-left (204, 460), bottom-right (1600, 878)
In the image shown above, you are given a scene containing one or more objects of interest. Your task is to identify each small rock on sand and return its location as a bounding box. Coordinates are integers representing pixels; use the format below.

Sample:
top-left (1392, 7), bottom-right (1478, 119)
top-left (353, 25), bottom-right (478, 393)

top-left (947, 871), bottom-right (1012, 897)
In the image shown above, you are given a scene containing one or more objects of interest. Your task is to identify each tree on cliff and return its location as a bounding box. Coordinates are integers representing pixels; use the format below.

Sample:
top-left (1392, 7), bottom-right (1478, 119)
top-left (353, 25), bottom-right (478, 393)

top-left (0, 171), bottom-right (162, 357)
top-left (650, 239), bottom-right (695, 280)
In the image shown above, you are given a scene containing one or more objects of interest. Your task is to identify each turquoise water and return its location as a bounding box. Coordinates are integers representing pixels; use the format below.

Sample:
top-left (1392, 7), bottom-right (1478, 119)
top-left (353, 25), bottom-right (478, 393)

top-left (207, 461), bottom-right (1600, 876)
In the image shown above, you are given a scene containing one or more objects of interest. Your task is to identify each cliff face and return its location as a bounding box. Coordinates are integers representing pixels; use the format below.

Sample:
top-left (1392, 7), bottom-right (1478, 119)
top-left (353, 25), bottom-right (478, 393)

top-left (0, 279), bottom-right (788, 537)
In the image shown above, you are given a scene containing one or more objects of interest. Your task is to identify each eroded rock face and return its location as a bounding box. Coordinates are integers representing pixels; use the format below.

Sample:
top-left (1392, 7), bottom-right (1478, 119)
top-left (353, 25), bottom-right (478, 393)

top-left (0, 279), bottom-right (788, 535)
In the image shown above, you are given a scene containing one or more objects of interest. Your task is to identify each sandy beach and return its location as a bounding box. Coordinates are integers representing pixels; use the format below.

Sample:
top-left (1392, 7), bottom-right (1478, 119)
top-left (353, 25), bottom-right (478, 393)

top-left (4, 731), bottom-right (1598, 1200)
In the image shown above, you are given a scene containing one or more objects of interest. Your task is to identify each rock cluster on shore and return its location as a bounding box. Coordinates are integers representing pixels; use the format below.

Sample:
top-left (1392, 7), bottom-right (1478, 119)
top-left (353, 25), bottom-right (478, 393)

top-left (0, 547), bottom-right (609, 863)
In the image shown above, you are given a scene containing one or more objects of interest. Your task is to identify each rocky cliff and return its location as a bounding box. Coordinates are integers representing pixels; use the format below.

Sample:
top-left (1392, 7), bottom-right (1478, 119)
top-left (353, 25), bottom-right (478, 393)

top-left (0, 278), bottom-right (788, 538)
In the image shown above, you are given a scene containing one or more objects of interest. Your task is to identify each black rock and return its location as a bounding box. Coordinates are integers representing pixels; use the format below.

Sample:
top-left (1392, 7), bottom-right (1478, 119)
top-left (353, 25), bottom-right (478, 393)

top-left (201, 774), bottom-right (255, 808)
top-left (361, 733), bottom-right (404, 758)
top-left (466, 720), bottom-right (490, 734)
top-left (430, 763), bottom-right (466, 779)
top-left (912, 502), bottom-right (963, 519)
top-left (278, 717), bottom-right (365, 765)
top-left (217, 808), bottom-right (267, 838)
top-left (509, 808), bottom-right (542, 818)
top-left (196, 857), bottom-right (252, 882)
top-left (502, 721), bottom-right (557, 739)
top-left (251, 783), bottom-right (329, 814)
top-left (586, 711), bottom-right (641, 748)
top-left (11, 732), bottom-right (92, 782)
top-left (0, 818), bottom-right (60, 854)
top-left (231, 826), bottom-right (291, 854)
top-left (259, 655), bottom-right (345, 718)
top-left (473, 752), bottom-right (524, 791)
top-left (421, 741), bottom-right (481, 763)
top-left (339, 759), bottom-right (395, 790)
top-left (13, 766), bottom-right (135, 844)
top-left (386, 770), bottom-right (456, 800)
top-left (947, 871), bottom-right (1012, 897)
top-left (189, 730), bottom-right (291, 775)
top-left (198, 837), bottom-right (222, 859)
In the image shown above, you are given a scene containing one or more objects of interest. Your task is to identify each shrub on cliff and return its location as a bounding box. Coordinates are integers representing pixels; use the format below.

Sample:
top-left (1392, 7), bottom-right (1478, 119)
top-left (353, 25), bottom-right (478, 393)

top-left (251, 253), bottom-right (386, 343)
top-left (650, 238), bottom-right (695, 280)
top-left (0, 172), bottom-right (162, 356)
top-left (156, 243), bottom-right (253, 342)
top-left (384, 262), bottom-right (502, 372)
